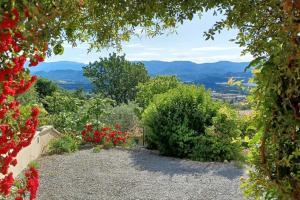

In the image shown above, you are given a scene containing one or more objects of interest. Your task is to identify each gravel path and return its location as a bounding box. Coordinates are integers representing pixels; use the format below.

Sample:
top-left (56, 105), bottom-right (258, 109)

top-left (37, 148), bottom-right (245, 200)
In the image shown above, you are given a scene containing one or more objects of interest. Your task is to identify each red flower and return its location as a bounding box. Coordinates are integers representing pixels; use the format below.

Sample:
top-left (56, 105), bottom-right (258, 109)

top-left (13, 109), bottom-right (20, 120)
top-left (81, 130), bottom-right (87, 137)
top-left (24, 7), bottom-right (30, 18)
top-left (0, 8), bottom-right (19, 29)
top-left (113, 139), bottom-right (118, 145)
top-left (11, 159), bottom-right (17, 166)
top-left (14, 32), bottom-right (23, 39)
top-left (85, 123), bottom-right (93, 131)
top-left (115, 124), bottom-right (121, 129)
top-left (102, 127), bottom-right (110, 132)
top-left (31, 107), bottom-right (40, 118)
top-left (0, 6), bottom-right (46, 197)
top-left (24, 167), bottom-right (39, 200)
top-left (0, 32), bottom-right (13, 52)
top-left (17, 188), bottom-right (25, 195)
top-left (0, 173), bottom-right (14, 196)
top-left (31, 76), bottom-right (38, 83)
top-left (109, 131), bottom-right (116, 138)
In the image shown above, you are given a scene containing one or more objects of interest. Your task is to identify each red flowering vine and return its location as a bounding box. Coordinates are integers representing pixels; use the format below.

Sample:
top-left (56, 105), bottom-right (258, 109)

top-left (0, 6), bottom-right (46, 200)
top-left (82, 124), bottom-right (129, 146)
top-left (13, 166), bottom-right (39, 200)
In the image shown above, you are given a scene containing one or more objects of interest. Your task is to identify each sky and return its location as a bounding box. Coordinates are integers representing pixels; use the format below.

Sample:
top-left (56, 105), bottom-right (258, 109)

top-left (47, 11), bottom-right (253, 64)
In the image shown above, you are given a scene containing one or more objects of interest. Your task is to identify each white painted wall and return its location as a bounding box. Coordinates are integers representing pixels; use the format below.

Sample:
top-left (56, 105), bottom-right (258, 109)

top-left (1, 126), bottom-right (60, 178)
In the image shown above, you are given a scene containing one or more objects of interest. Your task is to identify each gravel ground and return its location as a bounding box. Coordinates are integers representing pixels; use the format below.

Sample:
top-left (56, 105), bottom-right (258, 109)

top-left (37, 148), bottom-right (245, 200)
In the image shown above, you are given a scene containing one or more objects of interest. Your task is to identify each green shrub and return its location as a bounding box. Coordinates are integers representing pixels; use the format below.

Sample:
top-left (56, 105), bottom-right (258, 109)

top-left (142, 84), bottom-right (242, 161)
top-left (142, 85), bottom-right (215, 157)
top-left (192, 105), bottom-right (243, 162)
top-left (48, 135), bottom-right (79, 154)
top-left (121, 137), bottom-right (138, 149)
top-left (239, 112), bottom-right (256, 138)
top-left (101, 102), bottom-right (140, 132)
top-left (35, 78), bottom-right (59, 99)
top-left (92, 145), bottom-right (102, 153)
top-left (44, 91), bottom-right (113, 133)
top-left (136, 75), bottom-right (181, 109)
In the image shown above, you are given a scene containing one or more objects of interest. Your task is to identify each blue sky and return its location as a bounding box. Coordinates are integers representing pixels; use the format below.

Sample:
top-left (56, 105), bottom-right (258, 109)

top-left (47, 11), bottom-right (252, 64)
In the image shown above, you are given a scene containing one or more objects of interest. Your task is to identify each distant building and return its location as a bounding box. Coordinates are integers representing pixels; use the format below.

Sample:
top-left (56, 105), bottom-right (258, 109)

top-left (211, 91), bottom-right (247, 104)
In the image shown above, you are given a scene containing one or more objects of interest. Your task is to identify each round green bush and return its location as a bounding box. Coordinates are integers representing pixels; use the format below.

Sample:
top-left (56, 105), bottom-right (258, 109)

top-left (142, 85), bottom-right (215, 157)
top-left (142, 85), bottom-right (242, 161)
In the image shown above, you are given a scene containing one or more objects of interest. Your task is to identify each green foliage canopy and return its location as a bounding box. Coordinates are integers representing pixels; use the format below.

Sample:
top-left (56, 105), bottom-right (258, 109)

top-left (1, 0), bottom-right (202, 57)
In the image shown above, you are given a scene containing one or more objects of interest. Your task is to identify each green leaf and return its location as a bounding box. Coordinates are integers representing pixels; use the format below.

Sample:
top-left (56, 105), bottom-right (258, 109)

top-left (53, 44), bottom-right (64, 55)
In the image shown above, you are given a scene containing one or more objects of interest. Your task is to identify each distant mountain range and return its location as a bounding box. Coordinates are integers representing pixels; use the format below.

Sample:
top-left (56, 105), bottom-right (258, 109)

top-left (29, 61), bottom-right (86, 72)
top-left (31, 60), bottom-right (251, 93)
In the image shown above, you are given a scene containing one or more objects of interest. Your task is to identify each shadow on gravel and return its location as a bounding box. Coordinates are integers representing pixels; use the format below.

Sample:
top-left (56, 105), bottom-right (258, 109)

top-left (213, 167), bottom-right (244, 180)
top-left (129, 148), bottom-right (244, 180)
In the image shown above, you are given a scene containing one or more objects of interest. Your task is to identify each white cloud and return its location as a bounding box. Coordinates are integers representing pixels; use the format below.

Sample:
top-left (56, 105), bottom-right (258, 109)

top-left (124, 43), bottom-right (144, 48)
top-left (191, 54), bottom-right (253, 63)
top-left (125, 49), bottom-right (252, 63)
top-left (191, 46), bottom-right (241, 52)
top-left (48, 42), bottom-right (252, 64)
top-left (146, 47), bottom-right (166, 51)
top-left (126, 52), bottom-right (161, 60)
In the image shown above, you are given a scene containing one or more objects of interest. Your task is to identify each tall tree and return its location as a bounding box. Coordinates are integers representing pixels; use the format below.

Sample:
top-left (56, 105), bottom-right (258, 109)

top-left (83, 53), bottom-right (149, 104)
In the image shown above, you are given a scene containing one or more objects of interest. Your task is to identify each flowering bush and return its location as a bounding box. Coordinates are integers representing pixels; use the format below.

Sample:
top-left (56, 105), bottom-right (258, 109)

top-left (0, 6), bottom-right (45, 199)
top-left (15, 166), bottom-right (39, 200)
top-left (81, 124), bottom-right (129, 146)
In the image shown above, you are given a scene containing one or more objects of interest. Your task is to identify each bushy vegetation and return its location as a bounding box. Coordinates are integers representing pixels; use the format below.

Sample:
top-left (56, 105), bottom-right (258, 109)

top-left (142, 85), bottom-right (242, 161)
top-left (101, 102), bottom-right (141, 132)
top-left (192, 105), bottom-right (242, 162)
top-left (36, 74), bottom-right (244, 163)
top-left (29, 74), bottom-right (245, 164)
top-left (142, 85), bottom-right (240, 161)
top-left (35, 78), bottom-right (59, 99)
top-left (43, 91), bottom-right (113, 133)
top-left (136, 75), bottom-right (181, 108)
top-left (48, 135), bottom-right (79, 155)
top-left (19, 64), bottom-right (245, 164)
